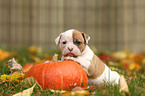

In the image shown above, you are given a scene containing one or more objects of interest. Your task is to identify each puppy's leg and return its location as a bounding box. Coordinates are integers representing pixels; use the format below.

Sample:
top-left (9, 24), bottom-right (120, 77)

top-left (63, 56), bottom-right (90, 75)
top-left (110, 71), bottom-right (120, 84)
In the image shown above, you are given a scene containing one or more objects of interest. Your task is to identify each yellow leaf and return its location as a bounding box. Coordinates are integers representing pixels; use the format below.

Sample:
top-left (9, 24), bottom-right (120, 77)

top-left (13, 83), bottom-right (36, 96)
top-left (112, 50), bottom-right (129, 60)
top-left (28, 46), bottom-right (37, 53)
top-left (0, 74), bottom-right (10, 82)
top-left (135, 63), bottom-right (141, 71)
top-left (10, 73), bottom-right (25, 82)
top-left (30, 55), bottom-right (41, 63)
top-left (28, 46), bottom-right (42, 54)
top-left (0, 49), bottom-right (16, 61)
top-left (119, 75), bottom-right (129, 96)
top-left (129, 63), bottom-right (136, 71)
top-left (61, 90), bottom-right (89, 96)
top-left (143, 83), bottom-right (145, 87)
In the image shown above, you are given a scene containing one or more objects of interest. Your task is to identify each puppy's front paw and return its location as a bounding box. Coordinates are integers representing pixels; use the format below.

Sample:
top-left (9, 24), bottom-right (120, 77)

top-left (64, 56), bottom-right (77, 61)
top-left (64, 56), bottom-right (72, 60)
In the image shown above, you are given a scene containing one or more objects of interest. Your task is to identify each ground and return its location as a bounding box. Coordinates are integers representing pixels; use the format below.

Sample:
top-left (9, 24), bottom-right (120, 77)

top-left (0, 46), bottom-right (145, 96)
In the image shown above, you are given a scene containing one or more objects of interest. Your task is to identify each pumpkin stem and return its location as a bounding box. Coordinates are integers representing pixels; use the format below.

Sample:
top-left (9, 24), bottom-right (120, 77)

top-left (51, 54), bottom-right (59, 63)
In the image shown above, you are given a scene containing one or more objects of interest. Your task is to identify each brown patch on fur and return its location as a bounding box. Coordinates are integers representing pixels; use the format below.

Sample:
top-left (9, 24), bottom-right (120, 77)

top-left (73, 30), bottom-right (86, 52)
top-left (88, 55), bottom-right (105, 79)
top-left (56, 35), bottom-right (62, 45)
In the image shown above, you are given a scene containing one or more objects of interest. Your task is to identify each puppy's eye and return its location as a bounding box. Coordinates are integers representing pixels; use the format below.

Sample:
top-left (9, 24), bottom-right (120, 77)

top-left (74, 41), bottom-right (81, 45)
top-left (62, 41), bottom-right (67, 44)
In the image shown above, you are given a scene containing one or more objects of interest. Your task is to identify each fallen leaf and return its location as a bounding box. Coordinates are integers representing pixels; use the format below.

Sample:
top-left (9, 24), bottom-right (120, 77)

top-left (60, 86), bottom-right (89, 96)
top-left (126, 72), bottom-right (131, 75)
top-left (129, 63), bottom-right (141, 72)
top-left (110, 67), bottom-right (122, 73)
top-left (8, 58), bottom-right (23, 74)
top-left (0, 49), bottom-right (16, 61)
top-left (119, 75), bottom-right (129, 96)
top-left (112, 50), bottom-right (129, 60)
top-left (0, 74), bottom-right (10, 82)
top-left (22, 63), bottom-right (33, 73)
top-left (13, 83), bottom-right (36, 96)
top-left (28, 46), bottom-right (42, 54)
top-left (28, 46), bottom-right (37, 53)
top-left (141, 75), bottom-right (145, 79)
top-left (22, 77), bottom-right (42, 90)
top-left (120, 58), bottom-right (134, 67)
top-left (135, 63), bottom-right (141, 71)
top-left (129, 63), bottom-right (136, 71)
top-left (99, 54), bottom-right (113, 62)
top-left (143, 83), bottom-right (145, 87)
top-left (130, 54), bottom-right (145, 64)
top-left (50, 89), bottom-right (66, 94)
top-left (30, 55), bottom-right (41, 63)
top-left (123, 63), bottom-right (128, 70)
top-left (61, 90), bottom-right (89, 96)
top-left (0, 73), bottom-right (25, 83)
top-left (10, 73), bottom-right (25, 82)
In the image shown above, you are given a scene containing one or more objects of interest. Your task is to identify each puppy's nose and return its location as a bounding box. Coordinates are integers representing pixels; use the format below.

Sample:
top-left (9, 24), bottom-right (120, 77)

top-left (68, 47), bottom-right (73, 52)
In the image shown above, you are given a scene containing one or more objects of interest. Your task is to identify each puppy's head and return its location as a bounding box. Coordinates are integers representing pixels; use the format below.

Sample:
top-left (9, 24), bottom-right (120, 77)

top-left (55, 29), bottom-right (90, 57)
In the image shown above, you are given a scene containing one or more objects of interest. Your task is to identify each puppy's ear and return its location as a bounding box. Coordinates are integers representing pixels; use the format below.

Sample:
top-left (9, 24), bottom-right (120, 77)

top-left (82, 33), bottom-right (90, 44)
top-left (55, 34), bottom-right (62, 45)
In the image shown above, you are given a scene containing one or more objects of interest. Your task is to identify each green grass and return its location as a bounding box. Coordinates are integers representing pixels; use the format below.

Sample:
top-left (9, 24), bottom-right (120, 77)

top-left (0, 48), bottom-right (145, 96)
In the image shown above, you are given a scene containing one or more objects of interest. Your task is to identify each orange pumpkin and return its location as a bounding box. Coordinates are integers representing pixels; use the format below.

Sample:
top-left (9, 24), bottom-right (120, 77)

top-left (26, 60), bottom-right (88, 90)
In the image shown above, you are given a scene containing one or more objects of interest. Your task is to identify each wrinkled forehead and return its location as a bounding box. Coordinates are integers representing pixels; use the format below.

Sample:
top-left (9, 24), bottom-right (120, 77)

top-left (60, 30), bottom-right (73, 42)
top-left (60, 29), bottom-right (84, 42)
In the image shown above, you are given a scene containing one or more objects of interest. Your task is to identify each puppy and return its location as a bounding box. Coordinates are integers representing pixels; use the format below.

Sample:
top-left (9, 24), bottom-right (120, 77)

top-left (55, 29), bottom-right (120, 85)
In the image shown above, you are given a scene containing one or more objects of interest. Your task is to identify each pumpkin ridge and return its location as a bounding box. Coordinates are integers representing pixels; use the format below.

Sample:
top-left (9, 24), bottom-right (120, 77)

top-left (77, 63), bottom-right (85, 86)
top-left (56, 62), bottom-right (63, 89)
top-left (43, 63), bottom-right (47, 88)
top-left (78, 65), bottom-right (83, 86)
top-left (60, 71), bottom-right (63, 89)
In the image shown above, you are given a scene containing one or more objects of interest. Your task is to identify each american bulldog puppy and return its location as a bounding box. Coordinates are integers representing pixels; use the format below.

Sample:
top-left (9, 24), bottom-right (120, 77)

top-left (55, 29), bottom-right (120, 85)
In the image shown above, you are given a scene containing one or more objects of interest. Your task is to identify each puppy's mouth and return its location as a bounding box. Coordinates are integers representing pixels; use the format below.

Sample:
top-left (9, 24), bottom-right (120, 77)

top-left (64, 53), bottom-right (77, 57)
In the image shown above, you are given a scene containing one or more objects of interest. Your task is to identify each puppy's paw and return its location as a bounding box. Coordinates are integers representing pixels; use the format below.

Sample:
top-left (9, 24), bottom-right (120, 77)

top-left (64, 56), bottom-right (77, 61)
top-left (64, 56), bottom-right (72, 60)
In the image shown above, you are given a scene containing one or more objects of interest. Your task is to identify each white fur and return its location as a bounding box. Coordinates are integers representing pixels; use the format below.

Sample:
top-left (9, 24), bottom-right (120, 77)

top-left (56, 29), bottom-right (82, 56)
top-left (56, 29), bottom-right (120, 85)
top-left (88, 65), bottom-right (120, 85)
top-left (63, 45), bottom-right (93, 74)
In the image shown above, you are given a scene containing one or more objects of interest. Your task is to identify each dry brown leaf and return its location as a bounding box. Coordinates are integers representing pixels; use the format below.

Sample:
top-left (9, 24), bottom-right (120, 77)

top-left (119, 75), bottom-right (130, 96)
top-left (51, 54), bottom-right (58, 63)
top-left (13, 83), bottom-right (36, 96)
top-left (8, 58), bottom-right (23, 74)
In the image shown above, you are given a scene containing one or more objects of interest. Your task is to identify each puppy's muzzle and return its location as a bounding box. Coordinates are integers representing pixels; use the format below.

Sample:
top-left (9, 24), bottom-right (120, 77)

top-left (68, 47), bottom-right (73, 52)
